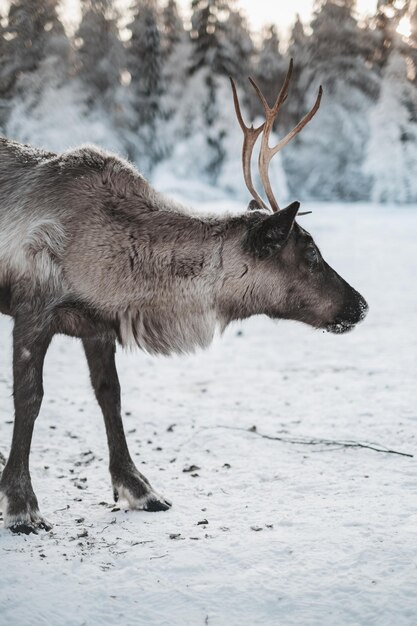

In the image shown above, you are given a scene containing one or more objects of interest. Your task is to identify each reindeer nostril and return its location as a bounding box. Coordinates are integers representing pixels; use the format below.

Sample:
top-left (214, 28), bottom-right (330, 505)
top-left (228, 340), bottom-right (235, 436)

top-left (327, 291), bottom-right (368, 334)
top-left (359, 299), bottom-right (369, 320)
top-left (354, 294), bottom-right (368, 322)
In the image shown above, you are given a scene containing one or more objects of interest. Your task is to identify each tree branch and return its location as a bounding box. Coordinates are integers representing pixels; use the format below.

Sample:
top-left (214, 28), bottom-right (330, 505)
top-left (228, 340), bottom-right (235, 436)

top-left (202, 425), bottom-right (414, 458)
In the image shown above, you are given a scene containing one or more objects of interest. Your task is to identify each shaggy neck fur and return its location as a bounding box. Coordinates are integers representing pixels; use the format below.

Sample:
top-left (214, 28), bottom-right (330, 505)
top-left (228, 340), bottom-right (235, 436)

top-left (112, 214), bottom-right (256, 355)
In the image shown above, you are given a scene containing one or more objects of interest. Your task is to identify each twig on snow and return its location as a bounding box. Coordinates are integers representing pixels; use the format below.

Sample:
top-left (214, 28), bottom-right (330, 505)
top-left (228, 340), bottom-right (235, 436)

top-left (201, 425), bottom-right (414, 458)
top-left (150, 553), bottom-right (168, 560)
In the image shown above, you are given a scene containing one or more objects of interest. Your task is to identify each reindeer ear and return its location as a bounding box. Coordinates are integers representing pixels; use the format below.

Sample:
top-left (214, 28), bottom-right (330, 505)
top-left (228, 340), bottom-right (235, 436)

top-left (246, 201), bottom-right (300, 258)
top-left (247, 199), bottom-right (263, 212)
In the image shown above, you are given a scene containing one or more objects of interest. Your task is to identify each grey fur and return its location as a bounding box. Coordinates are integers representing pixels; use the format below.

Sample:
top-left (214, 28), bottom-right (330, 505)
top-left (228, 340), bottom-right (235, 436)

top-left (0, 138), bottom-right (367, 533)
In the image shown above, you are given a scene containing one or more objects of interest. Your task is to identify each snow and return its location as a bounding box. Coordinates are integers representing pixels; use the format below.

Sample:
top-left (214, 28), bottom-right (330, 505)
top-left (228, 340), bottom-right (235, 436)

top-left (1, 202), bottom-right (417, 625)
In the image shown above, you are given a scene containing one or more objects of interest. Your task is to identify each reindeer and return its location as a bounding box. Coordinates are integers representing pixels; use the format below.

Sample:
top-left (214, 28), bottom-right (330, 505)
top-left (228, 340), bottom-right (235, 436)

top-left (0, 61), bottom-right (367, 534)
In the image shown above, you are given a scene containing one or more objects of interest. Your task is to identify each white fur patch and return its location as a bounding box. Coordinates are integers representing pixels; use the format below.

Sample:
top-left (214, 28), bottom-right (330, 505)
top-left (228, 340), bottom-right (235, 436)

top-left (3, 509), bottom-right (39, 529)
top-left (0, 494), bottom-right (51, 530)
top-left (118, 308), bottom-right (138, 350)
top-left (0, 212), bottom-right (66, 287)
top-left (118, 306), bottom-right (218, 355)
top-left (114, 484), bottom-right (169, 510)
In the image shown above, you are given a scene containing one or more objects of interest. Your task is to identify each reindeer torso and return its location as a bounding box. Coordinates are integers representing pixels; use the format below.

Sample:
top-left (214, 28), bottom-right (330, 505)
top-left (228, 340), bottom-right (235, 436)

top-left (0, 139), bottom-right (248, 354)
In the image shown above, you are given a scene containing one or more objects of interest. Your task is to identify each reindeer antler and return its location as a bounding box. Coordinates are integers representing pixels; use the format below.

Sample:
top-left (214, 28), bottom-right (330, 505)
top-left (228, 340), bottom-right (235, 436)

top-left (231, 59), bottom-right (323, 213)
top-left (229, 76), bottom-right (268, 210)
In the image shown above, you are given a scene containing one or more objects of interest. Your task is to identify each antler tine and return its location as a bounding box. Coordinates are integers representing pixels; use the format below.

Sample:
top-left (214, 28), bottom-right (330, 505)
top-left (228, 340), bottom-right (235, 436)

top-left (231, 61), bottom-right (323, 215)
top-left (230, 75), bottom-right (248, 133)
top-left (248, 76), bottom-right (270, 115)
top-left (273, 58), bottom-right (293, 112)
top-left (270, 86), bottom-right (323, 157)
top-left (229, 77), bottom-right (268, 211)
top-left (248, 59), bottom-right (293, 119)
top-left (248, 59), bottom-right (295, 211)
top-left (250, 59), bottom-right (322, 212)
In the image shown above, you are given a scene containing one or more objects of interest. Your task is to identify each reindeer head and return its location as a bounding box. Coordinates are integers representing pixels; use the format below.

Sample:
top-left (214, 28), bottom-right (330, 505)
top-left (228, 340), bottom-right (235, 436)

top-left (229, 61), bottom-right (368, 334)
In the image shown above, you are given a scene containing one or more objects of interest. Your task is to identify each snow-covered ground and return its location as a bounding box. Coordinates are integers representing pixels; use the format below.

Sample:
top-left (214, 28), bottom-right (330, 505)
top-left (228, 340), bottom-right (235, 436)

top-left (0, 202), bottom-right (416, 626)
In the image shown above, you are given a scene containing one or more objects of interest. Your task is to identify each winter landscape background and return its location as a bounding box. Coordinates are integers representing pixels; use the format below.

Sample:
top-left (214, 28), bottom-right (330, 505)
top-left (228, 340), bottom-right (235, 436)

top-left (0, 0), bottom-right (416, 202)
top-left (1, 1), bottom-right (417, 626)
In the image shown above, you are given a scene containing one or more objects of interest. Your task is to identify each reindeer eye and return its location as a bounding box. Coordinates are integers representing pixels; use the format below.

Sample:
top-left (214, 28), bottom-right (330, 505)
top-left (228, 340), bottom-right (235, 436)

top-left (305, 247), bottom-right (319, 266)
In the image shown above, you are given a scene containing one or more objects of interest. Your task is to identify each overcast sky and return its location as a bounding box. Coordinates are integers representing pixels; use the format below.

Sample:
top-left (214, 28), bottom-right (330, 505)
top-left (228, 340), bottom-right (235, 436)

top-left (190, 0), bottom-right (379, 33)
top-left (59, 0), bottom-right (380, 35)
top-left (64, 0), bottom-right (377, 30)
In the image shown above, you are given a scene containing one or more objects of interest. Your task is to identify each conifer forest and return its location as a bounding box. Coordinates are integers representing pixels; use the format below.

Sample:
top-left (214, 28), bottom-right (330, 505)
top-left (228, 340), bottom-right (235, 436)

top-left (0, 0), bottom-right (416, 202)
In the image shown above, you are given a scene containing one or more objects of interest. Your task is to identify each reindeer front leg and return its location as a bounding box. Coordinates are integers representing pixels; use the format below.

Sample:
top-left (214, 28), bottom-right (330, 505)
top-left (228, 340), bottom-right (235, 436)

top-left (0, 315), bottom-right (53, 534)
top-left (82, 337), bottom-right (171, 512)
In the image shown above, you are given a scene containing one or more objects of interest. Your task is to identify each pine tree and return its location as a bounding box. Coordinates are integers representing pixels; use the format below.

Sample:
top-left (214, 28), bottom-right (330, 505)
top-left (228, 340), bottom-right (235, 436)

top-left (160, 0), bottom-right (188, 83)
top-left (128, 0), bottom-right (165, 173)
top-left (184, 0), bottom-right (229, 182)
top-left (365, 50), bottom-right (417, 202)
top-left (76, 0), bottom-right (124, 104)
top-left (189, 0), bottom-right (237, 76)
top-left (303, 0), bottom-right (376, 95)
top-left (203, 74), bottom-right (226, 181)
top-left (161, 0), bottom-right (183, 57)
top-left (158, 0), bottom-right (193, 161)
top-left (371, 0), bottom-right (408, 70)
top-left (286, 15), bottom-right (309, 125)
top-left (252, 25), bottom-right (287, 122)
top-left (283, 0), bottom-right (379, 201)
top-left (407, 1), bottom-right (417, 81)
top-left (2, 0), bottom-right (67, 97)
top-left (290, 13), bottom-right (307, 53)
top-left (223, 8), bottom-right (254, 84)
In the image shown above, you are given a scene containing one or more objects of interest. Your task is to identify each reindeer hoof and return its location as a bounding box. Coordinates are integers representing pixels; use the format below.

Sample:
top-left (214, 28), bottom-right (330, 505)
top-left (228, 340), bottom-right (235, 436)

top-left (7, 513), bottom-right (52, 535)
top-left (112, 481), bottom-right (172, 512)
top-left (143, 495), bottom-right (172, 512)
top-left (10, 523), bottom-right (38, 535)
top-left (111, 465), bottom-right (172, 513)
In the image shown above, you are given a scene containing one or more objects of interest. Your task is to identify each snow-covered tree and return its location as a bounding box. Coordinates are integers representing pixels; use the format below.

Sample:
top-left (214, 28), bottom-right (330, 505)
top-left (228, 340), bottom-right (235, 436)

top-left (128, 0), bottom-right (166, 173)
top-left (159, 0), bottom-right (193, 160)
top-left (0, 0), bottom-right (415, 204)
top-left (286, 15), bottom-right (310, 126)
top-left (185, 0), bottom-right (231, 181)
top-left (251, 25), bottom-right (287, 123)
top-left (365, 50), bottom-right (417, 202)
top-left (283, 0), bottom-right (379, 201)
top-left (189, 0), bottom-right (238, 76)
top-left (76, 0), bottom-right (125, 105)
top-left (161, 0), bottom-right (184, 57)
top-left (290, 13), bottom-right (308, 53)
top-left (303, 0), bottom-right (377, 97)
top-left (1, 0), bottom-right (68, 98)
top-left (160, 0), bottom-right (188, 87)
top-left (223, 8), bottom-right (254, 85)
top-left (371, 0), bottom-right (408, 70)
top-left (0, 0), bottom-right (72, 142)
top-left (407, 1), bottom-right (417, 82)
top-left (160, 0), bottom-right (279, 190)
